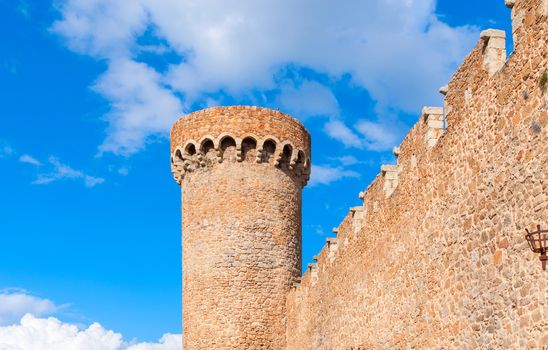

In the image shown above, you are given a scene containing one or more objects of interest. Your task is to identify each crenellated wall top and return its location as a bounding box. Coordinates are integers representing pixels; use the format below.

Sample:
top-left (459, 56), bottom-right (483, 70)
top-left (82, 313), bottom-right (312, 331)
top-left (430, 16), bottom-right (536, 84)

top-left (170, 106), bottom-right (310, 152)
top-left (169, 106), bottom-right (312, 187)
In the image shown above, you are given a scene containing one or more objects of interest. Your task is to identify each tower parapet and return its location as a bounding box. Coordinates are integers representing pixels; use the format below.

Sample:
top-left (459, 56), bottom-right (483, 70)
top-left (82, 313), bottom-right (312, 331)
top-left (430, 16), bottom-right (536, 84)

top-left (171, 106), bottom-right (311, 187)
top-left (170, 106), bottom-right (310, 349)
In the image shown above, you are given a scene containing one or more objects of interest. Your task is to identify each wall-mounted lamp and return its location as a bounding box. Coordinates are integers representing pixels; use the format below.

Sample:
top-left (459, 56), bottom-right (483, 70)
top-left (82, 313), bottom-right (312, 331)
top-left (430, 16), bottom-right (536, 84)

top-left (525, 225), bottom-right (547, 271)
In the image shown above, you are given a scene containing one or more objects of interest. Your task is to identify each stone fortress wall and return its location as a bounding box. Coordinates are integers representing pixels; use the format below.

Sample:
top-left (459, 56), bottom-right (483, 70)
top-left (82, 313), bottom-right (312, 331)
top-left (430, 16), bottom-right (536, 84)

top-left (170, 107), bottom-right (311, 349)
top-left (286, 0), bottom-right (547, 348)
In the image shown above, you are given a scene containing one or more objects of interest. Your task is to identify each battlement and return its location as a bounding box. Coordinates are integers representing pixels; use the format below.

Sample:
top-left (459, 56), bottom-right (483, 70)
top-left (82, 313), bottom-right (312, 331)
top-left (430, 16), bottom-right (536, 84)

top-left (170, 106), bottom-right (311, 187)
top-left (479, 29), bottom-right (507, 76)
top-left (286, 0), bottom-right (547, 348)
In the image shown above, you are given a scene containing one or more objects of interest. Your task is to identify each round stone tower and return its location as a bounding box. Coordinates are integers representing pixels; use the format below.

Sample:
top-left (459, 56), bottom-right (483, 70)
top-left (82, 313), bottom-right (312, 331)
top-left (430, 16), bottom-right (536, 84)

top-left (170, 106), bottom-right (311, 349)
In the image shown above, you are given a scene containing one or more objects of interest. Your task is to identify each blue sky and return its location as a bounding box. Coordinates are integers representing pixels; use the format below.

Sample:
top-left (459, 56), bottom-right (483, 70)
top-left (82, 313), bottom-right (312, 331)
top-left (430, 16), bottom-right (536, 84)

top-left (0, 0), bottom-right (512, 347)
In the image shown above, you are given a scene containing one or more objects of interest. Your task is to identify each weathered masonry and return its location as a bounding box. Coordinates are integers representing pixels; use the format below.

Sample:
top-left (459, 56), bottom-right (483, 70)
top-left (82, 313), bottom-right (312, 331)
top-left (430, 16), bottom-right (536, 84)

top-left (170, 0), bottom-right (546, 348)
top-left (170, 106), bottom-right (310, 349)
top-left (287, 0), bottom-right (547, 348)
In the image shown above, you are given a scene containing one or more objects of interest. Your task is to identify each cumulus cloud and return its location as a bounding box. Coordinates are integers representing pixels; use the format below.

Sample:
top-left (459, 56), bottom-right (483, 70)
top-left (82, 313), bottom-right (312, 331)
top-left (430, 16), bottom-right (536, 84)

top-left (0, 315), bottom-right (121, 350)
top-left (32, 156), bottom-right (104, 187)
top-left (0, 315), bottom-right (180, 350)
top-left (51, 0), bottom-right (478, 155)
top-left (0, 314), bottom-right (181, 350)
top-left (277, 80), bottom-right (339, 118)
top-left (19, 154), bottom-right (42, 166)
top-left (51, 0), bottom-right (148, 59)
top-left (324, 117), bottom-right (403, 151)
top-left (0, 289), bottom-right (59, 326)
top-left (125, 334), bottom-right (181, 350)
top-left (309, 164), bottom-right (360, 187)
top-left (0, 290), bottom-right (180, 350)
top-left (354, 118), bottom-right (402, 151)
top-left (93, 59), bottom-right (183, 155)
top-left (323, 120), bottom-right (364, 149)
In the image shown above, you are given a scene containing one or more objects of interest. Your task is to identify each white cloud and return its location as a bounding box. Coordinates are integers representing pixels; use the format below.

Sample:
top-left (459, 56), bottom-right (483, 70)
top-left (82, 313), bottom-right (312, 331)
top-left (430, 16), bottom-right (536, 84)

top-left (324, 120), bottom-right (364, 149)
top-left (19, 154), bottom-right (42, 166)
top-left (332, 155), bottom-right (360, 166)
top-left (51, 0), bottom-right (478, 155)
top-left (324, 117), bottom-right (403, 151)
top-left (51, 0), bottom-right (148, 59)
top-left (277, 80), bottom-right (339, 118)
top-left (33, 156), bottom-right (104, 187)
top-left (93, 59), bottom-right (183, 155)
top-left (309, 164), bottom-right (359, 187)
top-left (125, 334), bottom-right (181, 350)
top-left (0, 315), bottom-right (121, 350)
top-left (355, 119), bottom-right (402, 151)
top-left (1, 145), bottom-right (104, 187)
top-left (0, 290), bottom-right (180, 350)
top-left (0, 315), bottom-right (181, 350)
top-left (0, 289), bottom-right (59, 326)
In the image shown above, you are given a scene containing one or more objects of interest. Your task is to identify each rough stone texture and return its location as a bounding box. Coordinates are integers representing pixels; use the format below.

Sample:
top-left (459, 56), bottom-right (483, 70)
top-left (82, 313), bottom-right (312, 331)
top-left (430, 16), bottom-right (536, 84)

top-left (170, 106), bottom-right (310, 154)
top-left (286, 0), bottom-right (547, 348)
top-left (168, 1), bottom-right (546, 348)
top-left (170, 106), bottom-right (310, 349)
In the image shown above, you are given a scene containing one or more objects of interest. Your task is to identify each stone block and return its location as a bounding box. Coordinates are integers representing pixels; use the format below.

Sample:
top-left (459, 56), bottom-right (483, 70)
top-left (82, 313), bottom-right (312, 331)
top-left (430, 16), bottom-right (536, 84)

top-left (480, 29), bottom-right (507, 76)
top-left (381, 164), bottom-right (398, 173)
top-left (422, 106), bottom-right (444, 117)
top-left (427, 119), bottom-right (444, 129)
top-left (439, 84), bottom-right (449, 95)
top-left (480, 29), bottom-right (506, 40)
